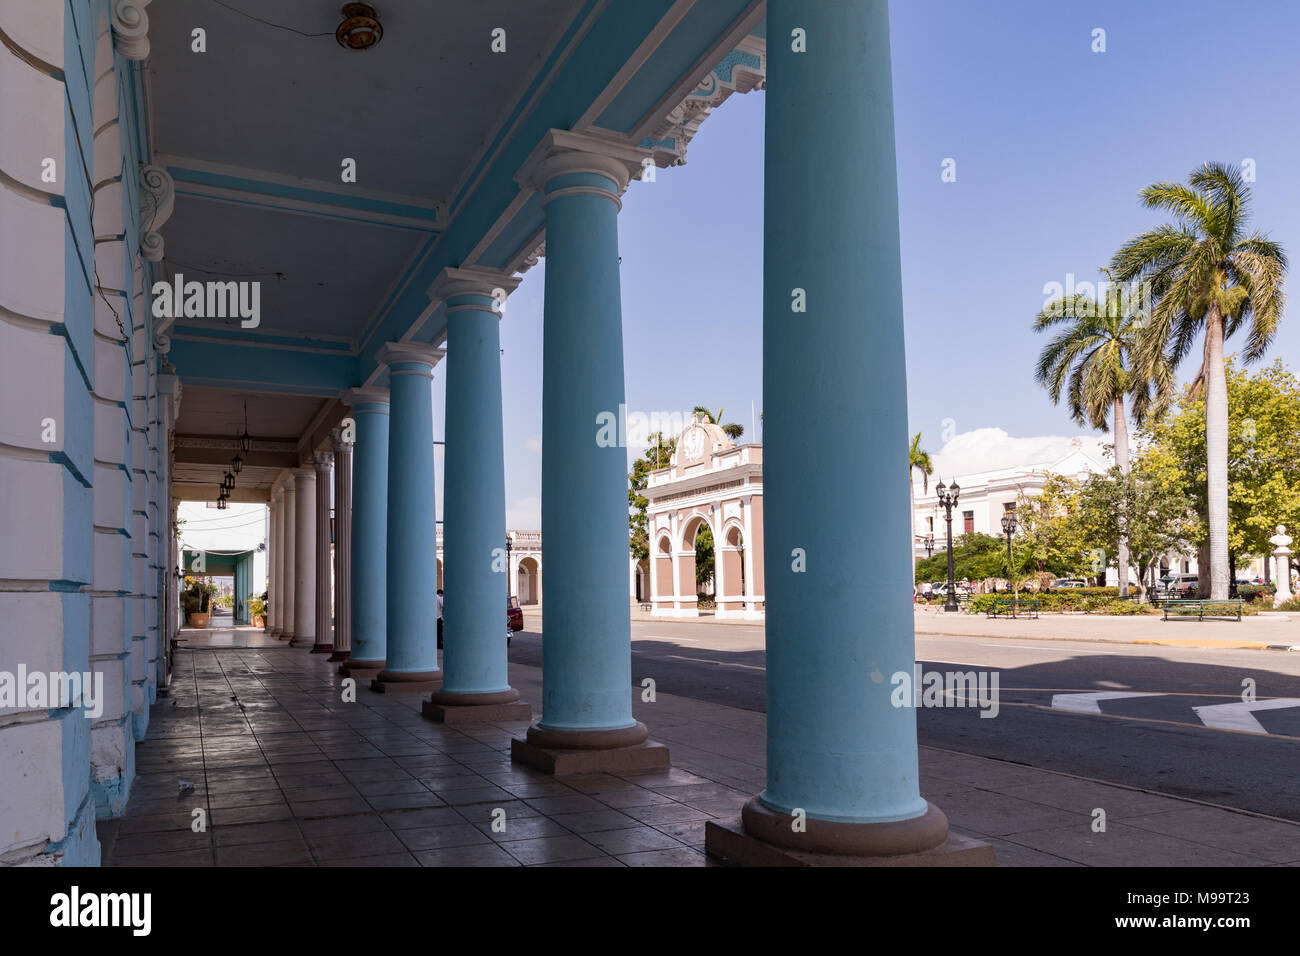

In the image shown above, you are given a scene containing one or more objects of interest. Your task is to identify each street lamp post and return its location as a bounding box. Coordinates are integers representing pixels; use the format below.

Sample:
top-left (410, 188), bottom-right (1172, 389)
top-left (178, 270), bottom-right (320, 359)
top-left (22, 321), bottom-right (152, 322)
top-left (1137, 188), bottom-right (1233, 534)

top-left (505, 533), bottom-right (513, 604)
top-left (1000, 511), bottom-right (1017, 595)
top-left (924, 534), bottom-right (934, 558)
top-left (936, 480), bottom-right (961, 612)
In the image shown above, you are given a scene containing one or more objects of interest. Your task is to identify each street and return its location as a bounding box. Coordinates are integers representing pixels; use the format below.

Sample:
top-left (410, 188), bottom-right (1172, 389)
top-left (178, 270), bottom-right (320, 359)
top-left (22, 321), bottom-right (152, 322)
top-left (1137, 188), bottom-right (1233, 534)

top-left (509, 616), bottom-right (1300, 821)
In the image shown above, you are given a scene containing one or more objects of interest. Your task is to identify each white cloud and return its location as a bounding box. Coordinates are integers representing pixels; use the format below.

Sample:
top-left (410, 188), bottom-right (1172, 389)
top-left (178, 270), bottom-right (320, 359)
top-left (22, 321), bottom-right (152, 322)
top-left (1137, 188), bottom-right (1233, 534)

top-left (921, 427), bottom-right (1111, 485)
top-left (507, 496), bottom-right (541, 531)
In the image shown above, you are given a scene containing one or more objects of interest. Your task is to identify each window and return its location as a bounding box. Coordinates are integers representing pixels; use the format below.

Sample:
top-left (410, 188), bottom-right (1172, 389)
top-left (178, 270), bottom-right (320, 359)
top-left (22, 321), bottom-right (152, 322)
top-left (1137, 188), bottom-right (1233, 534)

top-left (963, 511), bottom-right (974, 534)
top-left (926, 516), bottom-right (934, 532)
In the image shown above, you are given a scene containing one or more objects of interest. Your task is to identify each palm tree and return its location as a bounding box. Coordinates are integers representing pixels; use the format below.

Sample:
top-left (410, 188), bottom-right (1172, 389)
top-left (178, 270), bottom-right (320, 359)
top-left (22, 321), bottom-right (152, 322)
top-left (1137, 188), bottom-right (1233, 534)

top-left (1110, 163), bottom-right (1287, 599)
top-left (693, 406), bottom-right (744, 441)
top-left (909, 432), bottom-right (934, 580)
top-left (1033, 271), bottom-right (1171, 596)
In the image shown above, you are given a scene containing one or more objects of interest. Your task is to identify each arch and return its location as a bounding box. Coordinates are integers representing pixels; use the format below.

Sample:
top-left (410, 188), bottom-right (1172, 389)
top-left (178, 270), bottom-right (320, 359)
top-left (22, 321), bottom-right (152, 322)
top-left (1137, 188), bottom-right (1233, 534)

top-left (517, 555), bottom-right (540, 605)
top-left (678, 510), bottom-right (716, 552)
top-left (436, 557), bottom-right (443, 591)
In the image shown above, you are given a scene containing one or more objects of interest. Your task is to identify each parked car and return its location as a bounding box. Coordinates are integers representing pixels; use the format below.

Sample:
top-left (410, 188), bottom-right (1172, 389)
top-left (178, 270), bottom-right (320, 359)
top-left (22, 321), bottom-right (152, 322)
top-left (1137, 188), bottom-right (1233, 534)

top-left (507, 596), bottom-right (523, 645)
top-left (1054, 579), bottom-right (1087, 589)
top-left (1157, 573), bottom-right (1198, 598)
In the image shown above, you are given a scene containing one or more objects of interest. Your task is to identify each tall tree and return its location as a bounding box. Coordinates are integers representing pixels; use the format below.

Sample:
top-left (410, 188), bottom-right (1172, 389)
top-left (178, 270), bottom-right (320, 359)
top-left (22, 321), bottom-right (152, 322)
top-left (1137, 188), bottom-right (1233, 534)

top-left (1110, 162), bottom-right (1288, 599)
top-left (1033, 271), bottom-right (1170, 595)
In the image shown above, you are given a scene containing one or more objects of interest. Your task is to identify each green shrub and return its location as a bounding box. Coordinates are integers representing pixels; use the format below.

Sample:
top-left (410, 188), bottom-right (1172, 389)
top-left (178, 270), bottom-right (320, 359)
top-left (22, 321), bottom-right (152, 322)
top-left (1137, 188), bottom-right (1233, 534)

top-left (1269, 596), bottom-right (1300, 612)
top-left (1102, 599), bottom-right (1155, 615)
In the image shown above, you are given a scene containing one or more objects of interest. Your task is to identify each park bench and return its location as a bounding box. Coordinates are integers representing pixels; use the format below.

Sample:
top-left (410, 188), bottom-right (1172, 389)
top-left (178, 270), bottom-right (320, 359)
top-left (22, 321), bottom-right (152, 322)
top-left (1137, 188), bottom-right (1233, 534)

top-left (1162, 599), bottom-right (1243, 621)
top-left (985, 596), bottom-right (1039, 619)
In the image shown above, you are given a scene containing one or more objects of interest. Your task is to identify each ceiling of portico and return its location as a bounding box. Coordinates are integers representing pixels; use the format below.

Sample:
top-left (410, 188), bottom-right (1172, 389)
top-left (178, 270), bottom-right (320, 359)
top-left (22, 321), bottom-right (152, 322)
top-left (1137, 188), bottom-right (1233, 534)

top-left (160, 196), bottom-right (423, 340)
top-left (171, 386), bottom-right (329, 500)
top-left (146, 0), bottom-right (767, 405)
top-left (146, 0), bottom-right (587, 201)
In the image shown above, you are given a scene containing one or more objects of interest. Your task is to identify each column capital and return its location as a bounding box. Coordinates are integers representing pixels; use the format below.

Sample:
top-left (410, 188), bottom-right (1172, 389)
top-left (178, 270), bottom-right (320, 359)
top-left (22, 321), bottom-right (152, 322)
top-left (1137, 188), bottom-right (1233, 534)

top-left (291, 465), bottom-right (316, 482)
top-left (376, 342), bottom-right (445, 376)
top-left (428, 267), bottom-right (520, 317)
top-left (339, 386), bottom-right (390, 409)
top-left (313, 450), bottom-right (334, 470)
top-left (111, 0), bottom-right (153, 60)
top-left (330, 425), bottom-right (353, 452)
top-left (515, 129), bottom-right (651, 200)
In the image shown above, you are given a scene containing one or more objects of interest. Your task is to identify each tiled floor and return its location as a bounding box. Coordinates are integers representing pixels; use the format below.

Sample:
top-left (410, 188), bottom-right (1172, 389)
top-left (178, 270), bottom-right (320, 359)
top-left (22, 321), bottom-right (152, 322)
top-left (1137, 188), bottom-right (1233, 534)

top-left (99, 644), bottom-right (735, 866)
top-left (99, 632), bottom-right (1300, 867)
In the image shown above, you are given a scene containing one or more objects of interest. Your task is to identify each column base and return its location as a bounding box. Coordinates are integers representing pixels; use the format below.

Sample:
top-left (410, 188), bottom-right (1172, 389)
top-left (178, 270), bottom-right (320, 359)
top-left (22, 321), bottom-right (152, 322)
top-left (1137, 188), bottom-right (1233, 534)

top-left (510, 721), bottom-right (669, 775)
top-left (338, 658), bottom-right (383, 677)
top-left (309, 642), bottom-right (334, 654)
top-left (703, 796), bottom-right (994, 867)
top-left (370, 670), bottom-right (442, 694)
top-left (290, 634), bottom-right (315, 647)
top-left (422, 687), bottom-right (532, 724)
top-left (278, 631), bottom-right (294, 642)
top-left (268, 628), bottom-right (281, 639)
top-left (327, 649), bottom-right (351, 662)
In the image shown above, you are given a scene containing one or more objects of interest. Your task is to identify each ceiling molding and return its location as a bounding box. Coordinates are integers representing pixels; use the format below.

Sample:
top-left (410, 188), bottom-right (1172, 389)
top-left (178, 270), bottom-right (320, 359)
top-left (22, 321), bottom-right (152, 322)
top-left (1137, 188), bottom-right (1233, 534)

top-left (157, 153), bottom-right (447, 232)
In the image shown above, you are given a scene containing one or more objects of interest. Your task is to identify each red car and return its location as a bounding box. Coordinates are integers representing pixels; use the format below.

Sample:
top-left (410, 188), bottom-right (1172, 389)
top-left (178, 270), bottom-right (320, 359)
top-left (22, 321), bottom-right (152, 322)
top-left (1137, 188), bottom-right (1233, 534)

top-left (507, 596), bottom-right (523, 644)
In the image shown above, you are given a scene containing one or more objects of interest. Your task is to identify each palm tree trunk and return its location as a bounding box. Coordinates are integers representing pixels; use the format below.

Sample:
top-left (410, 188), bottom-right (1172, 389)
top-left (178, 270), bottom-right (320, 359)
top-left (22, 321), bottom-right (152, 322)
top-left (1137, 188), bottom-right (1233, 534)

top-left (1113, 398), bottom-right (1131, 598)
top-left (1204, 307), bottom-right (1230, 600)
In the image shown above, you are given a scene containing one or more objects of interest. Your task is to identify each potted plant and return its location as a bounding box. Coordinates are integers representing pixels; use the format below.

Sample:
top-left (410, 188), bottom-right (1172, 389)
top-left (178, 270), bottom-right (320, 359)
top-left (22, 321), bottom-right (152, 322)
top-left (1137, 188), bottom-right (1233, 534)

top-left (246, 595), bottom-right (267, 628)
top-left (182, 577), bottom-right (216, 627)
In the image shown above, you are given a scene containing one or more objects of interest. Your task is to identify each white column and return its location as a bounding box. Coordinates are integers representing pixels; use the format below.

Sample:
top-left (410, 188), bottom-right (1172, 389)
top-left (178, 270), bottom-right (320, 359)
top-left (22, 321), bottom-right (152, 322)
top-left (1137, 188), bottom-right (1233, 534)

top-left (280, 477), bottom-right (297, 641)
top-left (648, 518), bottom-right (660, 610)
top-left (311, 452), bottom-right (334, 652)
top-left (267, 493), bottom-right (279, 634)
top-left (670, 513), bottom-right (682, 610)
top-left (291, 466), bottom-right (317, 647)
top-left (742, 495), bottom-right (756, 612)
top-left (331, 427), bottom-right (353, 658)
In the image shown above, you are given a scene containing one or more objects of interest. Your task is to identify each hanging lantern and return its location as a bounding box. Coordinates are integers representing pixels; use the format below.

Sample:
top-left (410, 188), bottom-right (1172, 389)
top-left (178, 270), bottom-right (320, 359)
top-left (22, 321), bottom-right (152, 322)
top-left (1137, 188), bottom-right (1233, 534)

top-left (231, 453), bottom-right (243, 475)
top-left (222, 472), bottom-right (235, 492)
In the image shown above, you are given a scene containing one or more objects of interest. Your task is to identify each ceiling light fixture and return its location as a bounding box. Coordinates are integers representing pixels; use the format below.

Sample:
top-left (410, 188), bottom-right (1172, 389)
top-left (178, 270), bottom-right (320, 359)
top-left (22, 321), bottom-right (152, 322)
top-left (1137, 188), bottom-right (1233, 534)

top-left (336, 3), bottom-right (382, 50)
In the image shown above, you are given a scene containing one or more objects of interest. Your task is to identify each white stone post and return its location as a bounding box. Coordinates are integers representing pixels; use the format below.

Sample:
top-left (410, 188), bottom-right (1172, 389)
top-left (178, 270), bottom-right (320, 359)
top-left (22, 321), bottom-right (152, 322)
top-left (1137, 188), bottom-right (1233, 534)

top-left (1271, 525), bottom-right (1293, 608)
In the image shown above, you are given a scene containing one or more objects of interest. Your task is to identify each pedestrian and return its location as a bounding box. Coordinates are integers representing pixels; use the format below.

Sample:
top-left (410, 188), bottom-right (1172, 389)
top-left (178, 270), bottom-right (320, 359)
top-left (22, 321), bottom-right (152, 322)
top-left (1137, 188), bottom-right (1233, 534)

top-left (437, 588), bottom-right (444, 649)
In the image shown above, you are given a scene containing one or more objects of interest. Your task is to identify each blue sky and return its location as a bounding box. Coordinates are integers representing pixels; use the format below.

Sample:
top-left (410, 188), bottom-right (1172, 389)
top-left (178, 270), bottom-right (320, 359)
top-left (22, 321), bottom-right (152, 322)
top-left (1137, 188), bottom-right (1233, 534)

top-left (447, 0), bottom-right (1300, 529)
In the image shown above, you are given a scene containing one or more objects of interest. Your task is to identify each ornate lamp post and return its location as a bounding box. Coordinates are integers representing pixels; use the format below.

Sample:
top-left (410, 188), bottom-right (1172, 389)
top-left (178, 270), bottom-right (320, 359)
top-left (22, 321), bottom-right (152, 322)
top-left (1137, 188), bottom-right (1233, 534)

top-left (1000, 511), bottom-right (1017, 593)
top-left (505, 533), bottom-right (513, 604)
top-left (924, 534), bottom-right (934, 558)
top-left (936, 480), bottom-right (960, 612)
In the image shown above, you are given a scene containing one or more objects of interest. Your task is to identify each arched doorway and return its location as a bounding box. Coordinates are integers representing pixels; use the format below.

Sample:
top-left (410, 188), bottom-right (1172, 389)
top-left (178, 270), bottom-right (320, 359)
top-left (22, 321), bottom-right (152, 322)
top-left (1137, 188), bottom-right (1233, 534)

top-left (653, 534), bottom-right (673, 612)
top-left (718, 523), bottom-right (745, 614)
top-left (679, 513), bottom-right (715, 615)
top-left (517, 556), bottom-right (540, 604)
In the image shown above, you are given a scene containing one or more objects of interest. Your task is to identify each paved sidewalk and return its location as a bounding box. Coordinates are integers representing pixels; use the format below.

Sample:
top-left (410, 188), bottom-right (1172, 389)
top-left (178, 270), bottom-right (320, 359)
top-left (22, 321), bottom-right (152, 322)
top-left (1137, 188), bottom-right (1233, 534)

top-left (913, 606), bottom-right (1300, 651)
top-left (98, 638), bottom-right (1300, 867)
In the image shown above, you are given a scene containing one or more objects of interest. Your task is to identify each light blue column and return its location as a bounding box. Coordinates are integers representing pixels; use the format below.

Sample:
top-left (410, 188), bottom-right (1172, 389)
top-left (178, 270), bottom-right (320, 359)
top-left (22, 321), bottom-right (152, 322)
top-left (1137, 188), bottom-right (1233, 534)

top-left (341, 388), bottom-right (389, 668)
top-left (531, 139), bottom-right (642, 732)
top-left (761, 0), bottom-right (927, 825)
top-left (434, 269), bottom-right (519, 695)
top-left (375, 345), bottom-right (443, 686)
